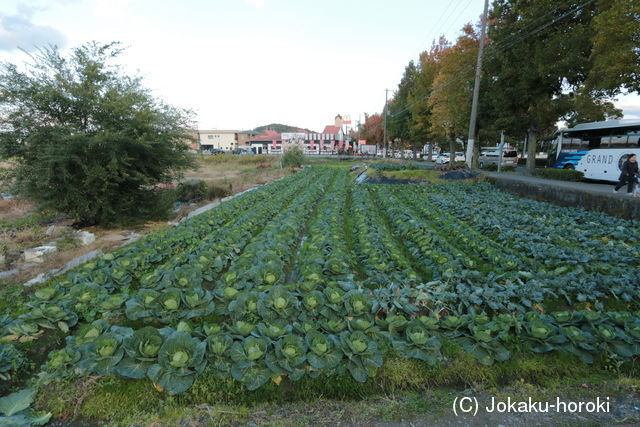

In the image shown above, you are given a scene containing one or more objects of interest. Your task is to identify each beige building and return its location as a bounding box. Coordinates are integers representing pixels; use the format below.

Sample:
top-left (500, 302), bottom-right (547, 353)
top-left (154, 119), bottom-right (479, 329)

top-left (197, 130), bottom-right (238, 151)
top-left (197, 130), bottom-right (258, 151)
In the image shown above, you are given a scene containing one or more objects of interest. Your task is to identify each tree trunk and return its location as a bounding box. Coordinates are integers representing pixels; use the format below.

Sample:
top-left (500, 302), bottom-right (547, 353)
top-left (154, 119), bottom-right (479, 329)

top-left (427, 143), bottom-right (433, 162)
top-left (526, 129), bottom-right (537, 175)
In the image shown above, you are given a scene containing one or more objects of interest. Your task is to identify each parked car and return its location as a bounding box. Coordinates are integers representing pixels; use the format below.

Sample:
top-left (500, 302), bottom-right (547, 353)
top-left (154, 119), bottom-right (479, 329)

top-left (435, 153), bottom-right (450, 165)
top-left (208, 148), bottom-right (225, 155)
top-left (435, 151), bottom-right (465, 164)
top-left (479, 148), bottom-right (518, 168)
top-left (232, 148), bottom-right (251, 155)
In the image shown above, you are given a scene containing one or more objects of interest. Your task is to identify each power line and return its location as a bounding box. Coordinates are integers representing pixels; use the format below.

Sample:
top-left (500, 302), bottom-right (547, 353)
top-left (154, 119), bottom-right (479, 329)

top-left (441, 0), bottom-right (476, 39)
top-left (363, 0), bottom-right (597, 144)
top-left (422, 0), bottom-right (464, 49)
top-left (371, 0), bottom-right (596, 131)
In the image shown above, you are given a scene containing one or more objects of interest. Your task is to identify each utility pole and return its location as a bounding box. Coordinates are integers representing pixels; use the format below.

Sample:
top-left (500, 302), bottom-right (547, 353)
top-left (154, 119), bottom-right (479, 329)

top-left (383, 89), bottom-right (389, 158)
top-left (465, 0), bottom-right (490, 168)
top-left (497, 130), bottom-right (505, 173)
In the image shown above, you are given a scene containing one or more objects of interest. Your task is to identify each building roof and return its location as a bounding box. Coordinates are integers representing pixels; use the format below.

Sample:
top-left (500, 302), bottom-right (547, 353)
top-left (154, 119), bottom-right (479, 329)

top-left (249, 129), bottom-right (282, 142)
top-left (198, 129), bottom-right (239, 134)
top-left (322, 125), bottom-right (341, 134)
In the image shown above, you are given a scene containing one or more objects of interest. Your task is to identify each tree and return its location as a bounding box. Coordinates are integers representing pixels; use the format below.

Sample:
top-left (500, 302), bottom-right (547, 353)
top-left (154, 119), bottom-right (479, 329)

top-left (587, 0), bottom-right (640, 94)
top-left (0, 42), bottom-right (195, 226)
top-left (428, 24), bottom-right (479, 167)
top-left (388, 60), bottom-right (417, 155)
top-left (409, 37), bottom-right (450, 160)
top-left (485, 0), bottom-right (600, 174)
top-left (556, 89), bottom-right (623, 128)
top-left (361, 113), bottom-right (384, 147)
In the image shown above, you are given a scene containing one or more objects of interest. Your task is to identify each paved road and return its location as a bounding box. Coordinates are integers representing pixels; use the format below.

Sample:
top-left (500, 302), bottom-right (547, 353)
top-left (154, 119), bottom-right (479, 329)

top-left (484, 171), bottom-right (640, 197)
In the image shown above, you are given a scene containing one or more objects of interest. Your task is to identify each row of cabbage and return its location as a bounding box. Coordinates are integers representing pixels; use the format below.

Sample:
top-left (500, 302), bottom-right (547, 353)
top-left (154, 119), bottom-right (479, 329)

top-left (1, 168), bottom-right (334, 340)
top-left (370, 184), bottom-right (640, 313)
top-left (3, 168), bottom-right (640, 396)
top-left (35, 305), bottom-right (640, 394)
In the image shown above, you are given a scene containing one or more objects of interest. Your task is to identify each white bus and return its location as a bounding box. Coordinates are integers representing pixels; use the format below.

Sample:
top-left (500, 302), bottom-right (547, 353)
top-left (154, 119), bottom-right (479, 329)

top-left (547, 119), bottom-right (640, 182)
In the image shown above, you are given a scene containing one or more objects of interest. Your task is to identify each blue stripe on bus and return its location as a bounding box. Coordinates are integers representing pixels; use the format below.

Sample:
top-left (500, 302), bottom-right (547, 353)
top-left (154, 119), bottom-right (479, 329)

top-left (553, 151), bottom-right (588, 168)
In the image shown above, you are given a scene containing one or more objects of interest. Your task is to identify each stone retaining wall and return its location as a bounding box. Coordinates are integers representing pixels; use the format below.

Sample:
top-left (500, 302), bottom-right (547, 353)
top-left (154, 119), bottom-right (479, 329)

top-left (486, 176), bottom-right (640, 220)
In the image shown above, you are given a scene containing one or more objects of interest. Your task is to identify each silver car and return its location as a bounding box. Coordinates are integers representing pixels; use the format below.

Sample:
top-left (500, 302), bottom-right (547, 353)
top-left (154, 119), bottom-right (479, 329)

top-left (479, 148), bottom-right (518, 168)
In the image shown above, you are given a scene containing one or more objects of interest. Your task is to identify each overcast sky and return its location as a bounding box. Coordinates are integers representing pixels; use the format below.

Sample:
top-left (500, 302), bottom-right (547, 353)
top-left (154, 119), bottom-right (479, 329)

top-left (1, 0), bottom-right (638, 132)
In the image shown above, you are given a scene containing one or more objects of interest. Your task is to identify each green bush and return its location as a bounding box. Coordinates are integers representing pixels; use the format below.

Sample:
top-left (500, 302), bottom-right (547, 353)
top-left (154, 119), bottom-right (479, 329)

top-left (518, 157), bottom-right (548, 167)
top-left (481, 163), bottom-right (516, 172)
top-left (176, 180), bottom-right (231, 203)
top-left (206, 182), bottom-right (231, 199)
top-left (534, 168), bottom-right (584, 181)
top-left (176, 180), bottom-right (208, 203)
top-left (281, 146), bottom-right (305, 168)
top-left (0, 43), bottom-right (194, 227)
top-left (56, 232), bottom-right (81, 251)
top-left (480, 163), bottom-right (498, 171)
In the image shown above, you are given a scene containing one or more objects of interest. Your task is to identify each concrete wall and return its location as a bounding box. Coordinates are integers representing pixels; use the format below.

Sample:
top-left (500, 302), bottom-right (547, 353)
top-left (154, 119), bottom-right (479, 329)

top-left (486, 176), bottom-right (640, 220)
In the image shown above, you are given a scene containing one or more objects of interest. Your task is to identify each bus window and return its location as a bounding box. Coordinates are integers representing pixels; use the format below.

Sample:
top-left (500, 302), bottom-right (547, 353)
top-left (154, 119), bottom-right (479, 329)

top-left (566, 138), bottom-right (580, 151)
top-left (610, 134), bottom-right (629, 148)
top-left (628, 131), bottom-right (640, 147)
top-left (587, 136), bottom-right (600, 149)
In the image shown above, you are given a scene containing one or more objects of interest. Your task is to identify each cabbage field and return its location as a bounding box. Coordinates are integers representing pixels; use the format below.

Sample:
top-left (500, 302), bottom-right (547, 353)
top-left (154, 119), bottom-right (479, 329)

top-left (2, 165), bottom-right (640, 400)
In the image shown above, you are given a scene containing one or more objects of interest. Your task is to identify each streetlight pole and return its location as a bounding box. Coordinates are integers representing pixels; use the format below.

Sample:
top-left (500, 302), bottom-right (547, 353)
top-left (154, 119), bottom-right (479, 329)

top-left (465, 0), bottom-right (490, 168)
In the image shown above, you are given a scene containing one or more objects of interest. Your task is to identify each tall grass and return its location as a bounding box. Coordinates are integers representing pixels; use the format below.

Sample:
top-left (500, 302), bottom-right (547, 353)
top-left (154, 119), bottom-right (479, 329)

top-left (197, 153), bottom-right (274, 165)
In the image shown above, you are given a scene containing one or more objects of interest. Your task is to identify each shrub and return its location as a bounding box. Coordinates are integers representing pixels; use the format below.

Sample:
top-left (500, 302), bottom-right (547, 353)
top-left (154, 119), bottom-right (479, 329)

top-left (0, 43), bottom-right (194, 226)
top-left (518, 157), bottom-right (548, 167)
top-left (206, 182), bottom-right (231, 199)
top-left (56, 232), bottom-right (81, 251)
top-left (176, 180), bottom-right (231, 203)
top-left (480, 164), bottom-right (516, 172)
top-left (480, 163), bottom-right (498, 171)
top-left (281, 146), bottom-right (305, 168)
top-left (176, 180), bottom-right (208, 203)
top-left (534, 168), bottom-right (584, 181)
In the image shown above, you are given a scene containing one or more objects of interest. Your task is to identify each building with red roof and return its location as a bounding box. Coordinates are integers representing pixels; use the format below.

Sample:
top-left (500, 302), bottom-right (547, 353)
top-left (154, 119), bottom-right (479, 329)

top-left (248, 117), bottom-right (349, 154)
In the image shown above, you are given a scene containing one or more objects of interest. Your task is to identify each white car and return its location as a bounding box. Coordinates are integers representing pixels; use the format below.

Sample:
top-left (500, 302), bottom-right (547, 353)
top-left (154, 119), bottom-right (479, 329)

top-left (435, 153), bottom-right (450, 164)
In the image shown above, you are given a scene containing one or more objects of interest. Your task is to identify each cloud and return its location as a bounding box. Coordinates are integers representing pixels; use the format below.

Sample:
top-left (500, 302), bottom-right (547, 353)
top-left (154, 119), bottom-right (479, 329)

top-left (245, 0), bottom-right (265, 8)
top-left (0, 6), bottom-right (67, 52)
top-left (93, 0), bottom-right (135, 20)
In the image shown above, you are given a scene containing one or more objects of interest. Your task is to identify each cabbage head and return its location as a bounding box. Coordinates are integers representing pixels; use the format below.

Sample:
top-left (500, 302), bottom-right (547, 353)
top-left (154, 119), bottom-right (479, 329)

top-left (147, 331), bottom-right (207, 394)
top-left (117, 327), bottom-right (164, 379)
